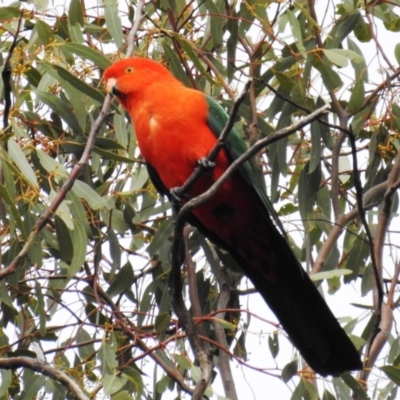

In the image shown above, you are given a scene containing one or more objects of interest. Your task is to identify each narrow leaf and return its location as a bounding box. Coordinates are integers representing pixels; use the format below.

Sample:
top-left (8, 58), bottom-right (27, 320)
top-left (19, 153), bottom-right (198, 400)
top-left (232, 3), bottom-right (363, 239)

top-left (71, 180), bottom-right (108, 210)
top-left (311, 269), bottom-right (352, 281)
top-left (162, 42), bottom-right (192, 87)
top-left (68, 220), bottom-right (87, 277)
top-left (63, 42), bottom-right (111, 69)
top-left (287, 10), bottom-right (307, 58)
top-left (8, 140), bottom-right (38, 188)
top-left (103, 0), bottom-right (124, 48)
top-left (35, 91), bottom-right (83, 135)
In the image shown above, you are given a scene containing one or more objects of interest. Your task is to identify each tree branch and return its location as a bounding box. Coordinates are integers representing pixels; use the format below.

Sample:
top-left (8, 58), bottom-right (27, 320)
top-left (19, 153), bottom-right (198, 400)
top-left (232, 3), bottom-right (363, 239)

top-left (0, 357), bottom-right (89, 400)
top-left (211, 246), bottom-right (238, 400)
top-left (125, 0), bottom-right (145, 58)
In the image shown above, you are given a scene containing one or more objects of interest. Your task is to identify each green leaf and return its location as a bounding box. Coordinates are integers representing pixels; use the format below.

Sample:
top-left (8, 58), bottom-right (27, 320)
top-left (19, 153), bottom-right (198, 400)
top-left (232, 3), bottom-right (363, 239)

top-left (68, 220), bottom-right (87, 277)
top-left (104, 373), bottom-right (127, 395)
top-left (190, 366), bottom-right (213, 397)
top-left (347, 73), bottom-right (365, 114)
top-left (35, 20), bottom-right (55, 46)
top-left (99, 342), bottom-right (118, 376)
top-left (71, 180), bottom-right (108, 210)
top-left (23, 65), bottom-right (42, 87)
top-left (211, 317), bottom-right (236, 332)
top-left (35, 91), bottom-right (83, 135)
top-left (322, 389), bottom-right (336, 400)
top-left (69, 0), bottom-right (84, 26)
top-left (282, 360), bottom-right (298, 383)
top-left (324, 49), bottom-right (363, 68)
top-left (93, 146), bottom-right (135, 163)
top-left (0, 6), bottom-right (21, 21)
top-left (121, 367), bottom-right (144, 398)
top-left (226, 16), bottom-right (238, 81)
top-left (20, 375), bottom-right (46, 400)
top-left (114, 111), bottom-right (129, 149)
top-left (0, 184), bottom-right (24, 235)
top-left (311, 269), bottom-right (352, 281)
top-left (174, 354), bottom-right (192, 370)
top-left (309, 120), bottom-right (321, 173)
top-left (353, 14), bottom-right (372, 42)
top-left (35, 148), bottom-right (68, 182)
top-left (51, 64), bottom-right (105, 104)
top-left (0, 370), bottom-right (12, 396)
top-left (107, 263), bottom-right (134, 297)
top-left (103, 0), bottom-right (124, 48)
top-left (382, 365), bottom-right (400, 385)
top-left (34, 281), bottom-right (46, 336)
top-left (107, 229), bottom-right (121, 276)
top-left (162, 42), bottom-right (192, 87)
top-left (344, 233), bottom-right (369, 283)
top-left (85, 303), bottom-right (107, 325)
top-left (8, 140), bottom-right (38, 188)
top-left (325, 12), bottom-right (361, 49)
top-left (155, 312), bottom-right (171, 333)
top-left (146, 218), bottom-right (174, 256)
top-left (268, 332), bottom-right (279, 359)
top-left (68, 18), bottom-right (85, 43)
top-left (347, 38), bottom-right (368, 82)
top-left (287, 9), bottom-right (307, 58)
top-left (55, 216), bottom-right (74, 263)
top-left (111, 390), bottom-right (133, 400)
top-left (172, 34), bottom-right (206, 74)
top-left (313, 56), bottom-right (343, 91)
top-left (49, 189), bottom-right (74, 230)
top-left (205, 0), bottom-right (223, 51)
top-left (332, 376), bottom-right (352, 400)
top-left (298, 161), bottom-right (321, 223)
top-left (395, 44), bottom-right (400, 65)
top-left (292, 378), bottom-right (318, 400)
top-left (63, 42), bottom-right (111, 69)
top-left (156, 374), bottom-right (170, 394)
top-left (137, 280), bottom-right (157, 327)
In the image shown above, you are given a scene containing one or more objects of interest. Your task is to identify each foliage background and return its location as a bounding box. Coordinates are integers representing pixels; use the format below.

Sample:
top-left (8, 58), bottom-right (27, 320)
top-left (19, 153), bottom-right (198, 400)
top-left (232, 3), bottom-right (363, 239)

top-left (1, 0), bottom-right (400, 399)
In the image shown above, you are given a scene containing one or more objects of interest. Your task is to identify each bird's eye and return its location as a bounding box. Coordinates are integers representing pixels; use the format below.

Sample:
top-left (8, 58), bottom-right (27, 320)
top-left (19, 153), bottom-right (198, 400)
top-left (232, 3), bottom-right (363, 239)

top-left (125, 67), bottom-right (134, 73)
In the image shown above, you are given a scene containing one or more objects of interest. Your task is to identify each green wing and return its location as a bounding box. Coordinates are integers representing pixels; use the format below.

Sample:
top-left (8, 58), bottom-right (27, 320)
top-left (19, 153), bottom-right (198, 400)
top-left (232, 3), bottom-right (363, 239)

top-left (205, 95), bottom-right (285, 234)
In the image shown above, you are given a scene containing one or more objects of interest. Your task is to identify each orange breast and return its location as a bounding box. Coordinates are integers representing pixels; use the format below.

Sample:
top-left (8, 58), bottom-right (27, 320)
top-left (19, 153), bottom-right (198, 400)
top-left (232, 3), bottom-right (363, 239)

top-left (130, 84), bottom-right (277, 281)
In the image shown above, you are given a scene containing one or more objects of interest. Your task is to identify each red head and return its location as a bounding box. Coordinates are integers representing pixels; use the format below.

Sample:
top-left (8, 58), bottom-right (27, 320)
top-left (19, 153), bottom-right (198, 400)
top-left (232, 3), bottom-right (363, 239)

top-left (103, 58), bottom-right (177, 110)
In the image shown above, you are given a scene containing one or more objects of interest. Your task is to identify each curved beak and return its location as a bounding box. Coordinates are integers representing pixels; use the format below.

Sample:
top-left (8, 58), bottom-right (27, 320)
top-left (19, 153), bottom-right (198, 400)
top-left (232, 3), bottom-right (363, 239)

top-left (106, 78), bottom-right (119, 95)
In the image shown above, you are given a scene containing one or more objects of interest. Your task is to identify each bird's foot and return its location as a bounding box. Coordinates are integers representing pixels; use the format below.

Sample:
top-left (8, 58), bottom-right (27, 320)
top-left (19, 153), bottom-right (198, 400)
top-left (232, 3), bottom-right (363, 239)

top-left (170, 187), bottom-right (183, 206)
top-left (198, 157), bottom-right (216, 171)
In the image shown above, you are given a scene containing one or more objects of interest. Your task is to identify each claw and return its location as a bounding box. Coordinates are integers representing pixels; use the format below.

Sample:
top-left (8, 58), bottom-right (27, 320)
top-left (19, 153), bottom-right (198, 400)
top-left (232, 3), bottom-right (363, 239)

top-left (170, 187), bottom-right (182, 206)
top-left (198, 157), bottom-right (216, 170)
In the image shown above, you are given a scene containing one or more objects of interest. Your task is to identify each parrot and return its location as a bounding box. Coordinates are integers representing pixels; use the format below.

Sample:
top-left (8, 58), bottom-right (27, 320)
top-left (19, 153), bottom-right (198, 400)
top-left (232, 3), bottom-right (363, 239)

top-left (103, 57), bottom-right (362, 376)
